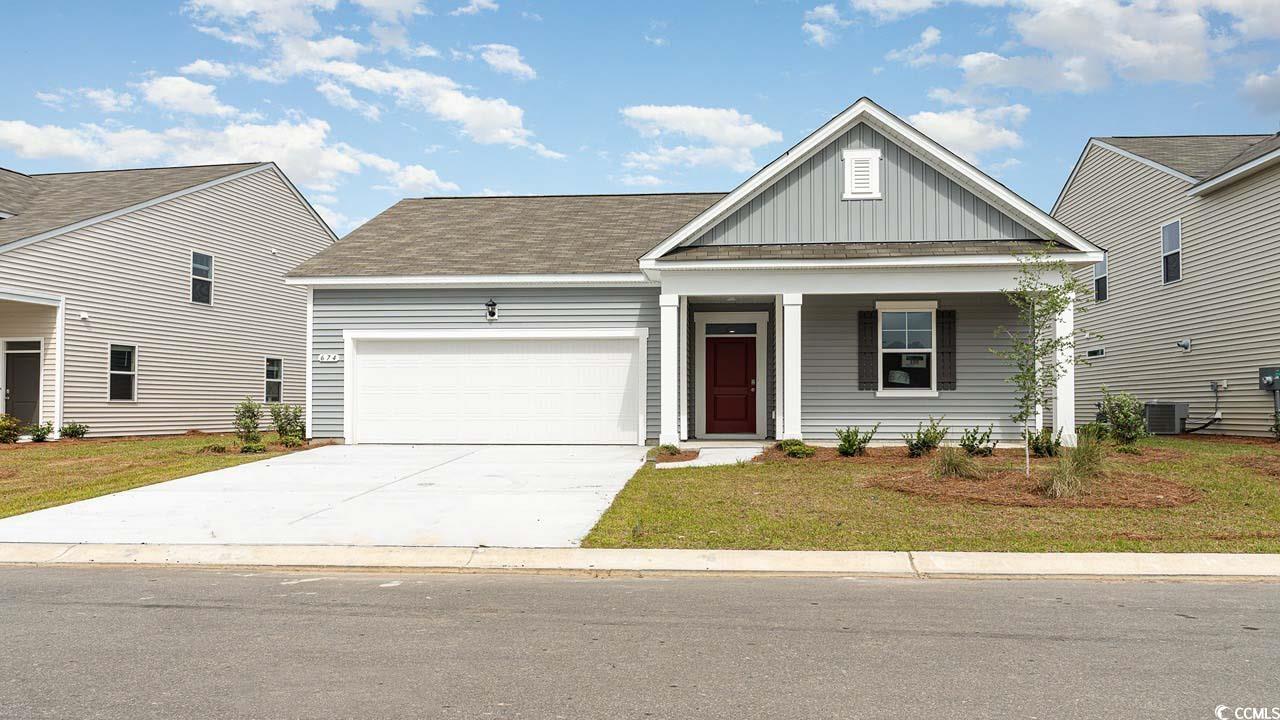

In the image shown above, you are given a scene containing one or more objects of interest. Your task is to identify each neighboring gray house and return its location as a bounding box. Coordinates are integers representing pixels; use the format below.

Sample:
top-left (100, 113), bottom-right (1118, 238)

top-left (287, 98), bottom-right (1102, 446)
top-left (0, 162), bottom-right (335, 437)
top-left (1054, 133), bottom-right (1280, 437)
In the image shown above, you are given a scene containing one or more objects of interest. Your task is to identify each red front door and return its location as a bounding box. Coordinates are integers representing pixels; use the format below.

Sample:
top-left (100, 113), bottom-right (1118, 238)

top-left (706, 337), bottom-right (756, 435)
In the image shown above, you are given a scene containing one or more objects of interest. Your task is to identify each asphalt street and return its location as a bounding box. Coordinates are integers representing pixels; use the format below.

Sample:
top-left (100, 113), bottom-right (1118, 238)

top-left (1, 567), bottom-right (1276, 719)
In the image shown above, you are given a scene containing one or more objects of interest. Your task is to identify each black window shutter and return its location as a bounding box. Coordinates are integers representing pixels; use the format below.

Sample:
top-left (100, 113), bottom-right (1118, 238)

top-left (857, 311), bottom-right (877, 391)
top-left (938, 309), bottom-right (957, 391)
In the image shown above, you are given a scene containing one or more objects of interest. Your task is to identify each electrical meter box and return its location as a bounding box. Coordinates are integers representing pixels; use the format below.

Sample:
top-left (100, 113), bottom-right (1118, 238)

top-left (1260, 367), bottom-right (1280, 391)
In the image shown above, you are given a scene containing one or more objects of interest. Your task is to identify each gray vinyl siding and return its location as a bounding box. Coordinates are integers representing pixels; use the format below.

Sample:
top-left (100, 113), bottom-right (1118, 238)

top-left (0, 168), bottom-right (332, 436)
top-left (0, 300), bottom-right (57, 424)
top-left (689, 122), bottom-right (1036, 247)
top-left (686, 302), bottom-right (776, 438)
top-left (310, 286), bottom-right (662, 440)
top-left (800, 294), bottom-right (1023, 442)
top-left (1055, 144), bottom-right (1280, 437)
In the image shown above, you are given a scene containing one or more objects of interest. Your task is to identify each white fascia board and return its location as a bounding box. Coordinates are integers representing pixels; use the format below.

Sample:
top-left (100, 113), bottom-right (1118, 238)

top-left (286, 272), bottom-right (656, 288)
top-left (344, 328), bottom-right (649, 341)
top-left (644, 251), bottom-right (1104, 272)
top-left (1187, 148), bottom-right (1280, 196)
top-left (0, 285), bottom-right (64, 306)
top-left (642, 97), bottom-right (1101, 260)
top-left (0, 164), bottom-right (275, 256)
top-left (1089, 140), bottom-right (1198, 184)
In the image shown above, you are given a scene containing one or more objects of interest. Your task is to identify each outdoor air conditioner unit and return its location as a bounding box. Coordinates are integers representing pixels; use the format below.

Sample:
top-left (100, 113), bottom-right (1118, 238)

top-left (1144, 401), bottom-right (1189, 435)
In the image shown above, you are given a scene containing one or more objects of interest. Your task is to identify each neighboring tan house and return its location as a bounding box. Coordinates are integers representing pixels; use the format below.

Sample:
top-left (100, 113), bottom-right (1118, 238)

top-left (0, 162), bottom-right (335, 437)
top-left (286, 98), bottom-right (1102, 447)
top-left (1054, 133), bottom-right (1280, 437)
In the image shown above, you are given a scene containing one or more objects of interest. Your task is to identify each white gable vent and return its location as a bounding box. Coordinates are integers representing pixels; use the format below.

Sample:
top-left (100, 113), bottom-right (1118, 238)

top-left (842, 148), bottom-right (882, 201)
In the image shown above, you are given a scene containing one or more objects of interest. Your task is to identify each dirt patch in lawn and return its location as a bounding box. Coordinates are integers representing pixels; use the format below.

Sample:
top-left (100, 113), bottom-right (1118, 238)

top-left (1120, 446), bottom-right (1191, 464)
top-left (1174, 433), bottom-right (1280, 447)
top-left (1236, 452), bottom-right (1280, 480)
top-left (871, 466), bottom-right (1200, 509)
top-left (654, 449), bottom-right (701, 464)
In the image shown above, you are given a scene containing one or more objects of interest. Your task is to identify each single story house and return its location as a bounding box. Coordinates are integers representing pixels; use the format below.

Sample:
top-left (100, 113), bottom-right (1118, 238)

top-left (1054, 132), bottom-right (1280, 436)
top-left (0, 162), bottom-right (335, 437)
top-left (287, 98), bottom-right (1102, 446)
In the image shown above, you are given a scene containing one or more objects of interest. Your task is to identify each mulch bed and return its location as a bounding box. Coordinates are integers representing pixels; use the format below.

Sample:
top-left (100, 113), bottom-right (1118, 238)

top-left (871, 466), bottom-right (1200, 508)
top-left (654, 449), bottom-right (700, 463)
top-left (753, 445), bottom-right (1025, 463)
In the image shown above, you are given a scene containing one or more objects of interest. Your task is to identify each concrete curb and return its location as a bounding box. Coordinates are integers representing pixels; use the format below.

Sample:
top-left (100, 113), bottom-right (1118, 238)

top-left (1, 543), bottom-right (1278, 578)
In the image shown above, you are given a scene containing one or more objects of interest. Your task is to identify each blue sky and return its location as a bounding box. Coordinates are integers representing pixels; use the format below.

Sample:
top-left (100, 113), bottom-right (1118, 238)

top-left (4, 1), bottom-right (1278, 233)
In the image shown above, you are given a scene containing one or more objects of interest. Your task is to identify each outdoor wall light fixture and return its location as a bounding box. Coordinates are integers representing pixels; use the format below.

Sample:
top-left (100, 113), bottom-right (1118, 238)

top-left (485, 298), bottom-right (498, 319)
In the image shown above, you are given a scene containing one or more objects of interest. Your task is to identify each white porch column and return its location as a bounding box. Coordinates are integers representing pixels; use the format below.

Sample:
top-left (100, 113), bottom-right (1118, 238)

top-left (678, 296), bottom-right (689, 442)
top-left (659, 293), bottom-right (681, 446)
top-left (1053, 295), bottom-right (1077, 447)
top-left (781, 293), bottom-right (803, 440)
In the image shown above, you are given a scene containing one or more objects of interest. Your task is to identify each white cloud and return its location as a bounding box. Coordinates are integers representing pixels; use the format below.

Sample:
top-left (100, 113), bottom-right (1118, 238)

top-left (450, 0), bottom-right (497, 16)
top-left (311, 202), bottom-right (364, 234)
top-left (907, 104), bottom-right (1029, 161)
top-left (802, 4), bottom-right (851, 47)
top-left (886, 25), bottom-right (942, 66)
top-left (378, 163), bottom-right (460, 194)
top-left (850, 0), bottom-right (1007, 21)
top-left (472, 44), bottom-right (536, 80)
top-left (926, 86), bottom-right (995, 106)
top-left (138, 75), bottom-right (239, 116)
top-left (1243, 65), bottom-right (1280, 112)
top-left (34, 91), bottom-right (65, 109)
top-left (412, 43), bottom-right (441, 57)
top-left (184, 0), bottom-right (339, 39)
top-left (644, 34), bottom-right (668, 46)
top-left (316, 80), bottom-right (381, 120)
top-left (180, 59), bottom-right (234, 78)
top-left (621, 105), bottom-right (782, 173)
top-left (619, 174), bottom-right (664, 187)
top-left (81, 88), bottom-right (135, 113)
top-left (351, 0), bottom-right (425, 21)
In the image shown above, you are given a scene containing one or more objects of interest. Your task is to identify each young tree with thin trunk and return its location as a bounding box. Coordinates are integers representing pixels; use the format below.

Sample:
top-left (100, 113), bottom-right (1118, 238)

top-left (993, 244), bottom-right (1092, 478)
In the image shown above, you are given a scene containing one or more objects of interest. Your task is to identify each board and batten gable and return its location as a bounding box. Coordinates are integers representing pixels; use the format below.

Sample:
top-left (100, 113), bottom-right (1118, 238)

top-left (688, 122), bottom-right (1038, 247)
top-left (310, 286), bottom-right (662, 440)
top-left (1054, 142), bottom-right (1280, 437)
top-left (0, 166), bottom-right (333, 436)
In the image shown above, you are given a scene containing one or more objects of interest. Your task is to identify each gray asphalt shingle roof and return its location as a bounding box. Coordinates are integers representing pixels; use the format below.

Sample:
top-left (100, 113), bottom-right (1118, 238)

top-left (0, 163), bottom-right (262, 249)
top-left (1099, 135), bottom-right (1275, 180)
top-left (288, 193), bottom-right (727, 277)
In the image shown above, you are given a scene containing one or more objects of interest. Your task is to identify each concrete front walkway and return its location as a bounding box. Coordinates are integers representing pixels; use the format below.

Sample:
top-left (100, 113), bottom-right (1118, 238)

top-left (0, 445), bottom-right (646, 548)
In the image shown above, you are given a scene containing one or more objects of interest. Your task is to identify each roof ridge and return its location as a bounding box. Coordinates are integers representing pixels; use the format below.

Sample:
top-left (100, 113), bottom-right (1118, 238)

top-left (1099, 133), bottom-right (1274, 140)
top-left (402, 191), bottom-right (729, 200)
top-left (31, 161), bottom-right (266, 178)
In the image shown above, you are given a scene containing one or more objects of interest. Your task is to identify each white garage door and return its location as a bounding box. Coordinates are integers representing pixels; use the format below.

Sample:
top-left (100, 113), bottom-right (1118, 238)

top-left (350, 333), bottom-right (646, 445)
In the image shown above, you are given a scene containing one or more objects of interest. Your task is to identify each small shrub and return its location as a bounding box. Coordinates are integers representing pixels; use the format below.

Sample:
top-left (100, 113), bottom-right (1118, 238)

top-left (1098, 387), bottom-right (1147, 447)
top-left (655, 444), bottom-right (681, 456)
top-left (268, 403), bottom-right (306, 444)
top-left (835, 423), bottom-right (878, 456)
top-left (931, 446), bottom-right (983, 479)
top-left (59, 422), bottom-right (89, 439)
top-left (239, 443), bottom-right (267, 454)
top-left (903, 416), bottom-right (947, 457)
top-left (0, 415), bottom-right (20, 444)
top-left (1025, 427), bottom-right (1063, 457)
top-left (279, 435), bottom-right (304, 448)
top-left (958, 425), bottom-right (997, 457)
top-left (1077, 421), bottom-right (1109, 442)
top-left (27, 422), bottom-right (53, 442)
top-left (775, 438), bottom-right (816, 458)
top-left (198, 443), bottom-right (228, 454)
top-left (233, 397), bottom-right (263, 445)
top-left (1040, 432), bottom-right (1106, 499)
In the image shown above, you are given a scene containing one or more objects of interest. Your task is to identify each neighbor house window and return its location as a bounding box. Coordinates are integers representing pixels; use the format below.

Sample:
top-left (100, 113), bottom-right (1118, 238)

top-left (191, 251), bottom-right (213, 304)
top-left (265, 358), bottom-right (283, 403)
top-left (109, 344), bottom-right (136, 401)
top-left (1161, 221), bottom-right (1181, 284)
top-left (1093, 252), bottom-right (1108, 302)
top-left (877, 301), bottom-right (936, 393)
top-left (1086, 348), bottom-right (1105, 359)
top-left (842, 148), bottom-right (882, 201)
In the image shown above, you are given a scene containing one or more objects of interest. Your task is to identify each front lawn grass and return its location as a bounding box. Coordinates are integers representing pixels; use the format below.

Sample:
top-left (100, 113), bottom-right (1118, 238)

top-left (582, 436), bottom-right (1280, 553)
top-left (0, 433), bottom-right (310, 519)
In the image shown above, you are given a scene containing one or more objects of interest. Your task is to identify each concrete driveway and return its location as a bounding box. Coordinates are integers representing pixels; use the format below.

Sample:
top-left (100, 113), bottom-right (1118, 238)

top-left (0, 445), bottom-right (646, 548)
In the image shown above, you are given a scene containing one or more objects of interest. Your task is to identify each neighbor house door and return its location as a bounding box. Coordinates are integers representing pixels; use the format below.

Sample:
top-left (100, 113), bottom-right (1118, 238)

top-left (3, 344), bottom-right (41, 427)
top-left (705, 337), bottom-right (756, 434)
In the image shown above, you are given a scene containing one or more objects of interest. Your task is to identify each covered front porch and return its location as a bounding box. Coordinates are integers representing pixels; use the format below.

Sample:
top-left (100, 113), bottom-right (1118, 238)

top-left (656, 265), bottom-right (1078, 447)
top-left (0, 288), bottom-right (64, 434)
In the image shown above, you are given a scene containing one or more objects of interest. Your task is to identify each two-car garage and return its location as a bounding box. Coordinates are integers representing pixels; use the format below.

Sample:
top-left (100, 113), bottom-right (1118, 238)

top-left (343, 329), bottom-right (649, 445)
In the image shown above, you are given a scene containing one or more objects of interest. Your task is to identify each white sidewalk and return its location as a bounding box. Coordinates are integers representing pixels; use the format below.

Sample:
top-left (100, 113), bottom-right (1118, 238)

top-left (3, 543), bottom-right (1279, 578)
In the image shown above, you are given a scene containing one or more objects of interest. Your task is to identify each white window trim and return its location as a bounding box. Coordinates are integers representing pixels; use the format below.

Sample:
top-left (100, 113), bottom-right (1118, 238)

top-left (191, 250), bottom-right (214, 305)
top-left (875, 300), bottom-right (938, 398)
top-left (265, 356), bottom-right (284, 404)
top-left (1, 337), bottom-right (45, 425)
top-left (1093, 251), bottom-right (1108, 302)
top-left (1160, 219), bottom-right (1182, 286)
top-left (842, 148), bottom-right (883, 201)
top-left (693, 311), bottom-right (769, 440)
top-left (107, 342), bottom-right (138, 403)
